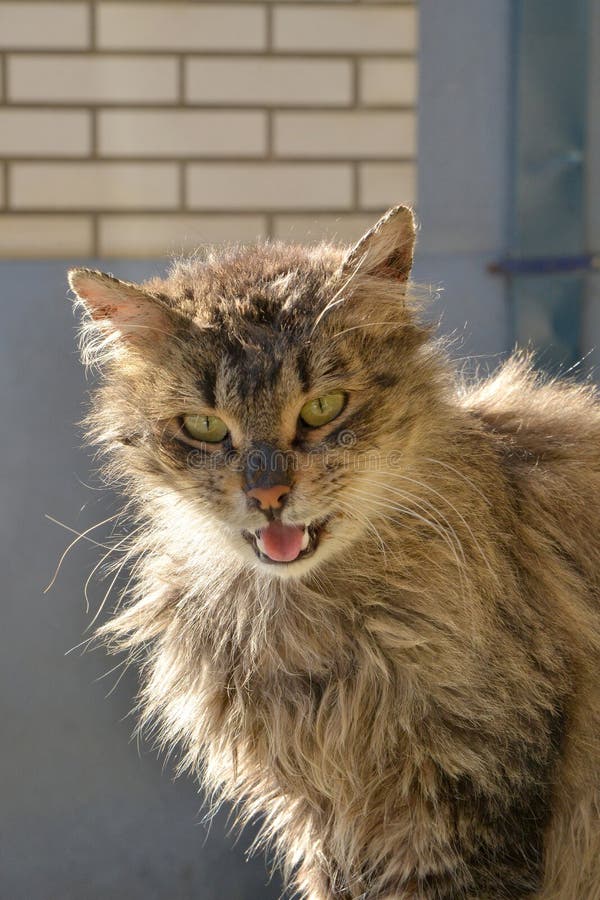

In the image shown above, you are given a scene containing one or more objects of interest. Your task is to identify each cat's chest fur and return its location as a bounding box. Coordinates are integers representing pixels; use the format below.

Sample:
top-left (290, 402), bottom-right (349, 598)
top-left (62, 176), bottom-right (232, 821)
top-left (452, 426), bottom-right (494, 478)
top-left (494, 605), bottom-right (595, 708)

top-left (174, 556), bottom-right (563, 898)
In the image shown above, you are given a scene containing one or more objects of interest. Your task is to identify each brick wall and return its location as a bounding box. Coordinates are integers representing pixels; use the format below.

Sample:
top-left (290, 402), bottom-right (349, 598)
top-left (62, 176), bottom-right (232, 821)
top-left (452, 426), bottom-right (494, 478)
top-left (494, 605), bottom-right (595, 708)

top-left (0, 1), bottom-right (418, 258)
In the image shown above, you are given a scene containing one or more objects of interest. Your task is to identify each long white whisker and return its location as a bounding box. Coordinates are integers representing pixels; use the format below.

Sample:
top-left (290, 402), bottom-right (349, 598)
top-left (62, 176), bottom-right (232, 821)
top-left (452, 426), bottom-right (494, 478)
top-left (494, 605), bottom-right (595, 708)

top-left (44, 512), bottom-right (119, 551)
top-left (344, 486), bottom-right (467, 583)
top-left (333, 496), bottom-right (392, 560)
top-left (336, 456), bottom-right (484, 572)
top-left (43, 512), bottom-right (122, 594)
top-left (369, 472), bottom-right (495, 578)
top-left (86, 551), bottom-right (130, 633)
top-left (64, 634), bottom-right (98, 656)
top-left (82, 523), bottom-right (145, 615)
top-left (423, 456), bottom-right (491, 505)
top-left (105, 658), bottom-right (133, 698)
top-left (351, 480), bottom-right (466, 568)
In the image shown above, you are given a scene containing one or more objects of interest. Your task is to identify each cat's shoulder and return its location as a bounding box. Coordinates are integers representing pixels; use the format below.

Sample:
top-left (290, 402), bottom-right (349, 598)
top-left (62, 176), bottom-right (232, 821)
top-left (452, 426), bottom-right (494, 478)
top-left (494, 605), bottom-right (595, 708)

top-left (458, 353), bottom-right (600, 467)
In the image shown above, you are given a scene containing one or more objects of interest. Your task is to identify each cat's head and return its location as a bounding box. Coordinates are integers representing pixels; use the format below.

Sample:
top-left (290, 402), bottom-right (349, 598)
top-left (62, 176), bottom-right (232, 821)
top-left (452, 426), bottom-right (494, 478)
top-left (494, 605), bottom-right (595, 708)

top-left (69, 206), bottom-right (443, 580)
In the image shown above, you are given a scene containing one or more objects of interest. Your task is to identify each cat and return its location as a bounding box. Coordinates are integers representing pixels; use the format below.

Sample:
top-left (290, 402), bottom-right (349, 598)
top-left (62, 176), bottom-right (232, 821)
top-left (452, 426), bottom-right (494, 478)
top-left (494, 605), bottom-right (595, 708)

top-left (69, 206), bottom-right (600, 899)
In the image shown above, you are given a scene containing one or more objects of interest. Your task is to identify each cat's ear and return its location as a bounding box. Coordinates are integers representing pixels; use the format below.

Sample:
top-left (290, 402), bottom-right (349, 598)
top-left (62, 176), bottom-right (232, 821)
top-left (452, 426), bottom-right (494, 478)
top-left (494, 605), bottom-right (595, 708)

top-left (68, 268), bottom-right (172, 366)
top-left (68, 268), bottom-right (168, 338)
top-left (340, 205), bottom-right (416, 281)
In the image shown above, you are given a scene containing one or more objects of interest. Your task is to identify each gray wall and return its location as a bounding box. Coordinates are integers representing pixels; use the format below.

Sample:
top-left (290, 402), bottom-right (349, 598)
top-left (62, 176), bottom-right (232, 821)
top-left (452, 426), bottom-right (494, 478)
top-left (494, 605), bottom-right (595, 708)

top-left (415, 0), bottom-right (512, 366)
top-left (416, 0), bottom-right (600, 378)
top-left (583, 0), bottom-right (600, 371)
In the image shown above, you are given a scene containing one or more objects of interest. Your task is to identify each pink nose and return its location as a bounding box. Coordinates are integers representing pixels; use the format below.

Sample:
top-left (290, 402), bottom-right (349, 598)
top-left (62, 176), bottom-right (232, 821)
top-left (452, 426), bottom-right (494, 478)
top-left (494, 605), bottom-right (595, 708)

top-left (246, 484), bottom-right (290, 511)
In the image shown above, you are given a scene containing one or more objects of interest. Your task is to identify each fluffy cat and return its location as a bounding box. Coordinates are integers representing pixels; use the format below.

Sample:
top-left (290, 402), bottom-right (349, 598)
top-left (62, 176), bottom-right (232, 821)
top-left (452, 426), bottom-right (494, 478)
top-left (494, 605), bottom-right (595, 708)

top-left (69, 206), bottom-right (600, 899)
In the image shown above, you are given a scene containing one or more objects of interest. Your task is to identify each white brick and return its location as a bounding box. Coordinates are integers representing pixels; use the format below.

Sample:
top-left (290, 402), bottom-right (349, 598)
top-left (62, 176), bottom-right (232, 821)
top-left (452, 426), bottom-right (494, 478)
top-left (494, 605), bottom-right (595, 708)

top-left (8, 56), bottom-right (178, 104)
top-left (0, 110), bottom-right (90, 157)
top-left (359, 59), bottom-right (418, 107)
top-left (185, 57), bottom-right (352, 107)
top-left (187, 163), bottom-right (353, 211)
top-left (359, 162), bottom-right (417, 210)
top-left (273, 6), bottom-right (417, 53)
top-left (273, 214), bottom-right (377, 244)
top-left (97, 3), bottom-right (266, 51)
top-left (99, 214), bottom-right (267, 257)
top-left (98, 110), bottom-right (266, 158)
top-left (11, 163), bottom-right (179, 210)
top-left (0, 3), bottom-right (89, 49)
top-left (0, 214), bottom-right (93, 257)
top-left (275, 112), bottom-right (416, 158)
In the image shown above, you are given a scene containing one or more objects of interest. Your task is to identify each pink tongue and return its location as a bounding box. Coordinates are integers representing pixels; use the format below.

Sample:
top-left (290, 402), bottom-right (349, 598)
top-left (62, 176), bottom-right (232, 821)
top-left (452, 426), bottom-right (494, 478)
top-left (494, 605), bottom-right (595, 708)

top-left (260, 521), bottom-right (305, 562)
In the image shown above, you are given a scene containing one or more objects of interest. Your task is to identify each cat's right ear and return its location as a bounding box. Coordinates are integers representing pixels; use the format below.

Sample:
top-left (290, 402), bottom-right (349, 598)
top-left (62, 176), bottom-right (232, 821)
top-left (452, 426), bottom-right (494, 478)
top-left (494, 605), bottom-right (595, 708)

top-left (68, 268), bottom-right (172, 368)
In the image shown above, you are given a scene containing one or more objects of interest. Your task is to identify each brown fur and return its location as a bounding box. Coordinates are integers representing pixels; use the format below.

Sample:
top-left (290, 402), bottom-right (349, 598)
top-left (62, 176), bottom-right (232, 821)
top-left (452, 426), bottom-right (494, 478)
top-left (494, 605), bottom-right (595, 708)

top-left (68, 207), bottom-right (600, 898)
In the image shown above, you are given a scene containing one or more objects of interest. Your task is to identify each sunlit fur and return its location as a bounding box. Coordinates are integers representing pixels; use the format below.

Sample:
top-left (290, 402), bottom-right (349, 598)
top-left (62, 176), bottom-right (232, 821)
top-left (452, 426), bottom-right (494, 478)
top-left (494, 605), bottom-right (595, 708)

top-left (70, 207), bottom-right (600, 899)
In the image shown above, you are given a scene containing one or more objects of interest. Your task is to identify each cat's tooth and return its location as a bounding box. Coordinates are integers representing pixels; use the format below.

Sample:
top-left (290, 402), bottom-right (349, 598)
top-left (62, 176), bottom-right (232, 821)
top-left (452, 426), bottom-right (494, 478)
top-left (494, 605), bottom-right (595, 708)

top-left (256, 533), bottom-right (267, 555)
top-left (300, 528), bottom-right (310, 550)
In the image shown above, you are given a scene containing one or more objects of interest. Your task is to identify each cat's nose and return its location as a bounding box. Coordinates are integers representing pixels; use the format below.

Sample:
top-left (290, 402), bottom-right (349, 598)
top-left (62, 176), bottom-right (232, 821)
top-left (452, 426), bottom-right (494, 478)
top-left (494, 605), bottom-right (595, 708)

top-left (246, 484), bottom-right (290, 511)
top-left (243, 442), bottom-right (292, 512)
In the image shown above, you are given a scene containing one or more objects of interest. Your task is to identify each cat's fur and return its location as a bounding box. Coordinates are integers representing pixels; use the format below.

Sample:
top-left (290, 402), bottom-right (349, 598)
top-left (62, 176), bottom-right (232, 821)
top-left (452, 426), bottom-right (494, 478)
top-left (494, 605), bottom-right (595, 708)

top-left (69, 207), bottom-right (600, 899)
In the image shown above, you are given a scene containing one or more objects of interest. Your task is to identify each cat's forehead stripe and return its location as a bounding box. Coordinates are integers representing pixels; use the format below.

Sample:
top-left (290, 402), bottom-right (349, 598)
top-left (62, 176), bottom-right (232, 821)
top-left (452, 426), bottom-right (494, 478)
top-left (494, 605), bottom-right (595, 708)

top-left (296, 347), bottom-right (312, 394)
top-left (232, 351), bottom-right (284, 399)
top-left (197, 369), bottom-right (216, 409)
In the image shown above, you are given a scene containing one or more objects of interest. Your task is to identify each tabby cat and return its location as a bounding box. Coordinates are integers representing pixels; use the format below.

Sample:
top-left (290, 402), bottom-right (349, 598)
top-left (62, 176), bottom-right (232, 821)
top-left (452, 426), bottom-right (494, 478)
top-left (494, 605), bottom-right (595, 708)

top-left (69, 207), bottom-right (600, 898)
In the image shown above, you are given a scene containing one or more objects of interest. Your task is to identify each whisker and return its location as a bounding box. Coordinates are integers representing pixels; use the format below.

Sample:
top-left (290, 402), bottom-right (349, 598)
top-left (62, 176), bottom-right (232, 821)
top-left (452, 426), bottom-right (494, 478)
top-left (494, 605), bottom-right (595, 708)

top-left (337, 455), bottom-right (495, 577)
top-left (351, 480), bottom-right (466, 567)
top-left (44, 512), bottom-right (118, 552)
top-left (73, 474), bottom-right (109, 493)
top-left (422, 457), bottom-right (491, 505)
top-left (368, 471), bottom-right (495, 578)
top-left (111, 552), bottom-right (147, 617)
top-left (344, 486), bottom-right (467, 582)
top-left (105, 658), bottom-right (133, 698)
top-left (86, 552), bottom-right (130, 633)
top-left (345, 487), bottom-right (472, 622)
top-left (43, 512), bottom-right (122, 594)
top-left (94, 658), bottom-right (128, 684)
top-left (82, 523), bottom-right (145, 615)
top-left (333, 496), bottom-right (392, 560)
top-left (64, 634), bottom-right (98, 657)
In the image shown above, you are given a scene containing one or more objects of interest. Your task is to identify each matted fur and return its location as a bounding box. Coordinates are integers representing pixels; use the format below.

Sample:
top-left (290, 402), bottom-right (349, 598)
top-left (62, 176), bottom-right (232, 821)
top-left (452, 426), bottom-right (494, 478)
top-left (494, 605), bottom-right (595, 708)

top-left (69, 207), bottom-right (600, 899)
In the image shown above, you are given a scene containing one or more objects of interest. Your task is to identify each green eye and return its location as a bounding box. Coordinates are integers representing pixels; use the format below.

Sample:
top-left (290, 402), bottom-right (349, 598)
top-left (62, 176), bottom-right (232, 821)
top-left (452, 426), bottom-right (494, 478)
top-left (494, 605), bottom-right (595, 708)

top-left (182, 414), bottom-right (228, 443)
top-left (299, 391), bottom-right (346, 428)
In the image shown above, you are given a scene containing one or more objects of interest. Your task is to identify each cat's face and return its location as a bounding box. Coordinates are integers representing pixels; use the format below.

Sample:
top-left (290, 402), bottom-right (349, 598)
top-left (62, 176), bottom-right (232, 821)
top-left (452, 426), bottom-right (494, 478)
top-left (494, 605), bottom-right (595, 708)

top-left (70, 207), bottom-right (432, 579)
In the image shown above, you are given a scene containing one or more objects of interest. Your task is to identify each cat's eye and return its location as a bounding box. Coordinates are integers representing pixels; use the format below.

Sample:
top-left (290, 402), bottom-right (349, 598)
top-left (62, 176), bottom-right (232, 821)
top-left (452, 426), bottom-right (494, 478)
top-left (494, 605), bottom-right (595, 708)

top-left (299, 391), bottom-right (346, 428)
top-left (182, 414), bottom-right (228, 443)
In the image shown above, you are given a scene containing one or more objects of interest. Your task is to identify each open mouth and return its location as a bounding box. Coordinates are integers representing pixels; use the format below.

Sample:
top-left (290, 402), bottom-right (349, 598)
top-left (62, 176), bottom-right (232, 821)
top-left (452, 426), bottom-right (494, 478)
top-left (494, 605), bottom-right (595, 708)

top-left (242, 516), bottom-right (331, 565)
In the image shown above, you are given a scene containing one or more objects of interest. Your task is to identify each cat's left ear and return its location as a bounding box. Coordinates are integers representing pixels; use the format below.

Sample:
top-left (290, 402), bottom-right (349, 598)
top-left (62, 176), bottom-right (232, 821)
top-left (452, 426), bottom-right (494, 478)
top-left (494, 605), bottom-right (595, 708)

top-left (339, 205), bottom-right (416, 281)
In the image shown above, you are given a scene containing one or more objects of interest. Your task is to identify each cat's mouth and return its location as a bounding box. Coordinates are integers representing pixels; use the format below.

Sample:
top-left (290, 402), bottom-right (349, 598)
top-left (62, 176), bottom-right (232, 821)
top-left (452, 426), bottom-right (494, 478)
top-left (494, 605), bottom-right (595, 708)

top-left (242, 517), bottom-right (331, 565)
